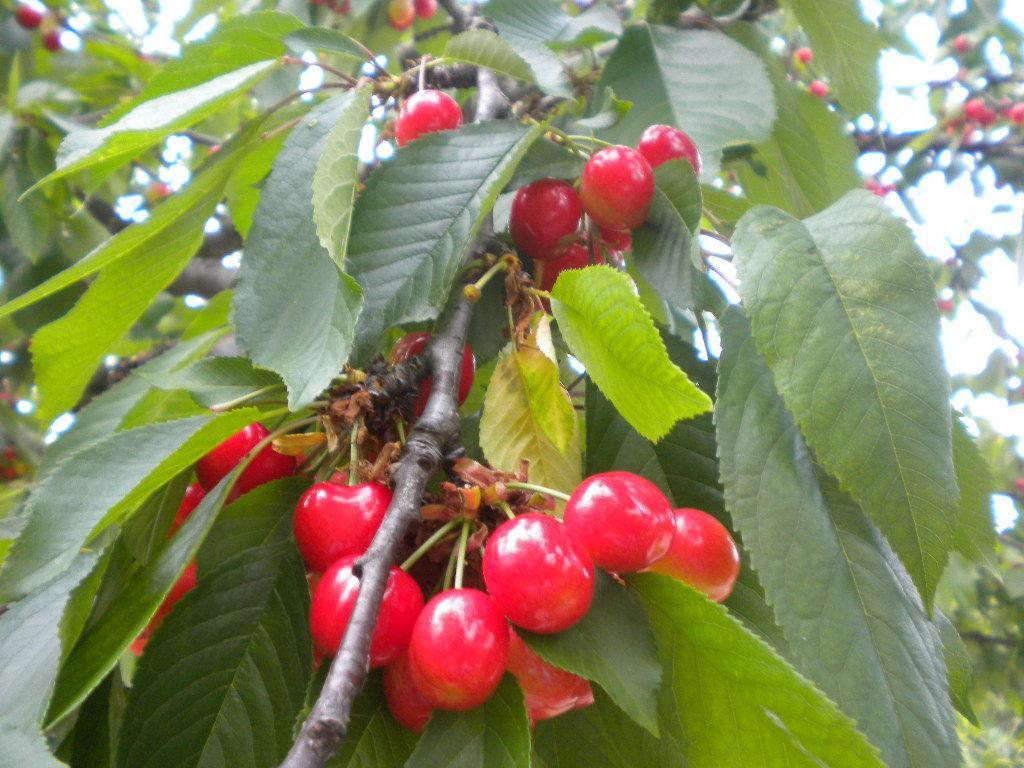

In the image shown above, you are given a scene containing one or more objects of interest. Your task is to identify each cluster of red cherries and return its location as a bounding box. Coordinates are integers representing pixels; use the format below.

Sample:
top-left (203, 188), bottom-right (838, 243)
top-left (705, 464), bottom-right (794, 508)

top-left (509, 124), bottom-right (701, 292)
top-left (387, 0), bottom-right (437, 31)
top-left (13, 2), bottom-right (63, 51)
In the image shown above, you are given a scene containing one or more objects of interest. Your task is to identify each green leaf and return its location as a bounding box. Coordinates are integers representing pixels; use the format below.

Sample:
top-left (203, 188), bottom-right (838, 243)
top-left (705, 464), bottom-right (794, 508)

top-left (235, 93), bottom-right (366, 409)
top-left (934, 611), bottom-right (978, 725)
top-left (728, 26), bottom-right (860, 217)
top-left (284, 27), bottom-right (367, 59)
top-left (532, 688), bottom-right (683, 768)
top-left (0, 727), bottom-right (66, 768)
top-left (49, 478), bottom-right (308, 727)
top-left (405, 676), bottom-right (530, 768)
top-left (443, 30), bottom-right (535, 82)
top-left (312, 88), bottom-right (371, 268)
top-left (731, 192), bottom-right (958, 606)
top-left (121, 472), bottom-right (191, 565)
top-left (149, 357), bottom-right (284, 409)
top-left (0, 408), bottom-right (260, 602)
top-left (30, 153), bottom-right (240, 423)
top-left (325, 674), bottom-right (418, 768)
top-left (631, 159), bottom-right (723, 314)
top-left (116, 542), bottom-right (312, 768)
top-left (510, 139), bottom-right (585, 189)
top-left (39, 61), bottom-right (276, 189)
top-left (347, 121), bottom-right (542, 359)
top-left (714, 308), bottom-right (961, 768)
top-left (598, 24), bottom-right (776, 173)
top-left (951, 418), bottom-right (997, 568)
top-left (2, 153), bottom-right (53, 261)
top-left (635, 574), bottom-right (885, 768)
top-left (480, 348), bottom-right (581, 494)
top-left (779, 0), bottom-right (883, 115)
top-left (522, 572), bottom-right (661, 736)
top-left (485, 0), bottom-right (573, 96)
top-left (550, 266), bottom-right (711, 442)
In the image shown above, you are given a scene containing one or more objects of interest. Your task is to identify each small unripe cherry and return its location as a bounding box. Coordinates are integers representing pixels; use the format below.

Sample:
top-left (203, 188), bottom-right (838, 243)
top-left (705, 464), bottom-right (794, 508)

top-left (389, 331), bottom-right (475, 414)
top-left (310, 556), bottom-right (424, 666)
top-left (563, 471), bottom-right (674, 572)
top-left (794, 47), bottom-right (813, 64)
top-left (15, 4), bottom-right (44, 29)
top-left (413, 0), bottom-right (437, 18)
top-left (395, 89), bottom-right (463, 146)
top-left (293, 481), bottom-right (392, 573)
top-left (384, 652), bottom-right (434, 732)
top-left (407, 588), bottom-right (509, 711)
top-left (809, 79), bottom-right (829, 98)
top-left (579, 146), bottom-right (654, 230)
top-left (507, 628), bottom-right (594, 723)
top-left (646, 508), bottom-right (740, 602)
top-left (387, 0), bottom-right (415, 30)
top-left (637, 124), bottom-right (702, 175)
top-left (509, 179), bottom-right (584, 261)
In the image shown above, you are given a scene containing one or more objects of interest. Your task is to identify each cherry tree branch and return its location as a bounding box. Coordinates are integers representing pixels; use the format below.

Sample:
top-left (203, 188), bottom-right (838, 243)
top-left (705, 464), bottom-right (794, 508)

top-left (279, 62), bottom-right (507, 768)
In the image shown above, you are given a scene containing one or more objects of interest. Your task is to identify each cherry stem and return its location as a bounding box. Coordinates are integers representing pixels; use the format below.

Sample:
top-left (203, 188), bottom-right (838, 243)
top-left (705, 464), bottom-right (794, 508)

top-left (504, 480), bottom-right (571, 502)
top-left (395, 417), bottom-right (406, 446)
top-left (347, 420), bottom-right (360, 485)
top-left (526, 287), bottom-right (552, 300)
top-left (498, 500), bottom-right (516, 521)
top-left (442, 538), bottom-right (458, 591)
top-left (418, 55), bottom-right (427, 92)
top-left (563, 133), bottom-right (615, 148)
top-left (400, 517), bottom-right (462, 571)
top-left (210, 383), bottom-right (285, 412)
top-left (453, 518), bottom-right (471, 589)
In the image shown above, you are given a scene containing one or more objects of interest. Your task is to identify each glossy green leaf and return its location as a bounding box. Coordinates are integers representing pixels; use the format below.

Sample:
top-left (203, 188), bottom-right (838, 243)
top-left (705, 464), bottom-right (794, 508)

top-left (40, 61), bottom-right (276, 188)
top-left (480, 348), bottom-right (581, 494)
top-left (551, 266), bottom-right (712, 442)
top-left (780, 0), bottom-right (883, 115)
top-left (951, 418), bottom-right (997, 568)
top-left (347, 121), bottom-right (542, 359)
top-left (325, 674), bottom-right (418, 768)
top-left (312, 88), bottom-right (371, 268)
top-left (636, 574), bottom-right (885, 768)
top-left (149, 357), bottom-right (284, 409)
top-left (598, 24), bottom-right (775, 173)
top-left (715, 308), bottom-right (960, 768)
top-left (405, 676), bottom-right (529, 768)
top-left (0, 408), bottom-right (260, 601)
top-left (522, 572), bottom-right (661, 735)
top-left (284, 27), bottom-right (367, 59)
top-left (732, 192), bottom-right (958, 606)
top-left (443, 30), bottom-right (535, 82)
top-left (117, 541), bottom-right (312, 768)
top-left (235, 93), bottom-right (366, 409)
top-left (485, 0), bottom-right (573, 96)
top-left (2, 154), bottom-right (52, 261)
top-left (935, 610), bottom-right (978, 725)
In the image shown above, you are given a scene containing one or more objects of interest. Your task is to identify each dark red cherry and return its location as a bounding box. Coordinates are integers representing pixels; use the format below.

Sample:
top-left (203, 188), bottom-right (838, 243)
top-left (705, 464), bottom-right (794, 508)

top-left (637, 124), bottom-right (702, 175)
top-left (395, 90), bottom-right (462, 146)
top-left (509, 179), bottom-right (584, 261)
top-left (310, 556), bottom-right (424, 666)
top-left (597, 226), bottom-right (632, 253)
top-left (15, 4), bottom-right (44, 28)
top-left (389, 331), bottom-right (475, 414)
top-left (293, 482), bottom-right (392, 573)
top-left (563, 471), bottom-right (674, 572)
top-left (579, 146), bottom-right (654, 230)
top-left (647, 508), bottom-right (740, 602)
top-left (384, 652), bottom-right (435, 732)
top-left (507, 628), bottom-right (593, 723)
top-left (538, 243), bottom-right (593, 293)
top-left (41, 27), bottom-right (61, 51)
top-left (169, 482), bottom-right (206, 536)
top-left (195, 424), bottom-right (296, 499)
top-left (482, 513), bottom-right (594, 633)
top-left (407, 588), bottom-right (509, 711)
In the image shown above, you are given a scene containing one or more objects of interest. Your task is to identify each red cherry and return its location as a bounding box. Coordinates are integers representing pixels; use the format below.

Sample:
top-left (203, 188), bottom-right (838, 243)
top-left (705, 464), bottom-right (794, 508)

top-left (964, 97), bottom-right (997, 126)
top-left (407, 588), bottom-right (509, 710)
top-left (384, 652), bottom-right (434, 732)
top-left (15, 4), bottom-right (44, 28)
top-left (1008, 103), bottom-right (1024, 126)
top-left (389, 331), bottom-right (475, 414)
top-left (597, 226), bottom-right (632, 252)
top-left (637, 124), bottom-right (702, 175)
top-left (132, 561), bottom-right (199, 655)
top-left (483, 513), bottom-right (595, 633)
top-left (794, 47), bottom-right (813, 64)
top-left (1015, 478), bottom-right (1024, 496)
top-left (953, 35), bottom-right (971, 54)
top-left (195, 424), bottom-right (296, 498)
top-left (509, 179), bottom-right (584, 261)
top-left (579, 146), bottom-right (654, 230)
top-left (387, 0), bottom-right (415, 30)
top-left (507, 628), bottom-right (593, 723)
top-left (395, 90), bottom-right (462, 146)
top-left (41, 27), bottom-right (61, 52)
top-left (310, 556), bottom-right (425, 666)
top-left (294, 482), bottom-right (392, 573)
top-left (809, 79), bottom-right (829, 98)
top-left (538, 243), bottom-right (593, 293)
top-left (413, 0), bottom-right (437, 18)
top-left (169, 482), bottom-right (206, 536)
top-left (563, 471), bottom-right (674, 572)
top-left (647, 508), bottom-right (740, 602)
top-left (936, 297), bottom-right (955, 315)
